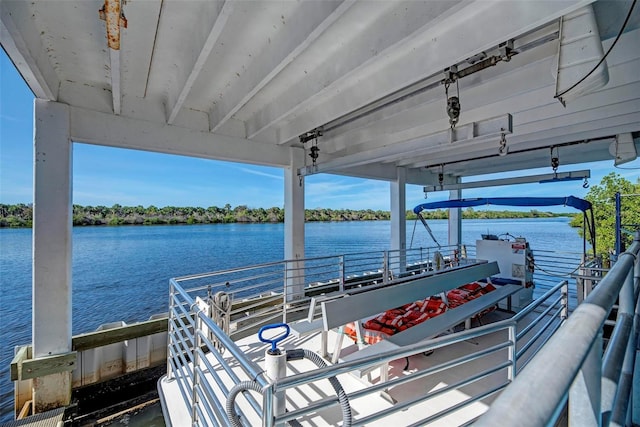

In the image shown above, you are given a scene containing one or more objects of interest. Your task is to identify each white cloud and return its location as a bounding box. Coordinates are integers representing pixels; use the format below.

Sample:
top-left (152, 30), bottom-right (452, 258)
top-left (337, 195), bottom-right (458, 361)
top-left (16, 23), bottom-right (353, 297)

top-left (0, 113), bottom-right (29, 123)
top-left (236, 167), bottom-right (283, 180)
top-left (306, 178), bottom-right (390, 209)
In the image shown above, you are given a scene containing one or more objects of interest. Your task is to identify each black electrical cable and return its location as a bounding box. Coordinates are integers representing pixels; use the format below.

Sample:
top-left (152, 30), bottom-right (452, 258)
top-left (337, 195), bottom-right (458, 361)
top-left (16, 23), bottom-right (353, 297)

top-left (555, 0), bottom-right (637, 101)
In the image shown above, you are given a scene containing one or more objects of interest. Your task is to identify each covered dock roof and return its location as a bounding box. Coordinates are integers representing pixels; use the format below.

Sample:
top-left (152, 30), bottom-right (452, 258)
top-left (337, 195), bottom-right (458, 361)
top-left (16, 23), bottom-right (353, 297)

top-left (2, 0), bottom-right (639, 183)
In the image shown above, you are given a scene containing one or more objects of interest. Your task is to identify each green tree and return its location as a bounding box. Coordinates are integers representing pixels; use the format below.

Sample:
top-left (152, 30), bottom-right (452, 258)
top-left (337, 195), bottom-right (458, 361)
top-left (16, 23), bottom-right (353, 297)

top-left (570, 173), bottom-right (640, 256)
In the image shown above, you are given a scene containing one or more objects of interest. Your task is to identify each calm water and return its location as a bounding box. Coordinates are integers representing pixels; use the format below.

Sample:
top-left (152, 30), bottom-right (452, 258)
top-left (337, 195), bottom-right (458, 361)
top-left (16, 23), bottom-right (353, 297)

top-left (0, 218), bottom-right (583, 421)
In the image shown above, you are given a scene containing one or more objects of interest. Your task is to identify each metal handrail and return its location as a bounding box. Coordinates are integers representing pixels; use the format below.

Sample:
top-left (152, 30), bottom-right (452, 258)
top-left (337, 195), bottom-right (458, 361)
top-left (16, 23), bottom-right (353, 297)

top-left (475, 233), bottom-right (640, 427)
top-left (164, 243), bottom-right (582, 426)
top-left (268, 321), bottom-right (517, 427)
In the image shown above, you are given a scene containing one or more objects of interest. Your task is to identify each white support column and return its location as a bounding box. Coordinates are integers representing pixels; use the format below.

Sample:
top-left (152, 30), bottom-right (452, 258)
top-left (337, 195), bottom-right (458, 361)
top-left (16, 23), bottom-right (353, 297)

top-left (391, 167), bottom-right (406, 275)
top-left (32, 100), bottom-right (73, 412)
top-left (284, 148), bottom-right (305, 302)
top-left (448, 184), bottom-right (462, 248)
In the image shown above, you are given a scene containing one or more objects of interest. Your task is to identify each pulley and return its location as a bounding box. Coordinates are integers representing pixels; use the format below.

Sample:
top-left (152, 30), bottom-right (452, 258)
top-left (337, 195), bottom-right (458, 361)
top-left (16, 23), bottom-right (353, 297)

top-left (550, 146), bottom-right (560, 176)
top-left (309, 145), bottom-right (319, 165)
top-left (498, 130), bottom-right (508, 156)
top-left (444, 67), bottom-right (461, 129)
top-left (447, 96), bottom-right (461, 128)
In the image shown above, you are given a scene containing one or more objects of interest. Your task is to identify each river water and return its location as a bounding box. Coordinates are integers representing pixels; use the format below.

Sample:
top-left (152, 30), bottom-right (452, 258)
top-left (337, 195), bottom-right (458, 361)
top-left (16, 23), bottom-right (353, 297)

top-left (0, 218), bottom-right (583, 422)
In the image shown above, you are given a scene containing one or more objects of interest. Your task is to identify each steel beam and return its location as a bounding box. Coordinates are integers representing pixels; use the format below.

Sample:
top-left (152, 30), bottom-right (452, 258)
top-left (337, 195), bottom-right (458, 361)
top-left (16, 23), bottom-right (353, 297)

top-left (249, 0), bottom-right (594, 143)
top-left (422, 170), bottom-right (591, 193)
top-left (209, 1), bottom-right (355, 133)
top-left (297, 114), bottom-right (512, 177)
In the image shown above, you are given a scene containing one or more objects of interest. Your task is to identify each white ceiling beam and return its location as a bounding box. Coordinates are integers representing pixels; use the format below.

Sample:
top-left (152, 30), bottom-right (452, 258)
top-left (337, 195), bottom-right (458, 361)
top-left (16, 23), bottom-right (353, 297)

top-left (327, 163), bottom-right (399, 182)
top-left (248, 0), bottom-right (594, 143)
top-left (0, 3), bottom-right (59, 100)
top-left (399, 91), bottom-right (640, 169)
top-left (406, 112), bottom-right (640, 170)
top-left (322, 59), bottom-right (555, 156)
top-left (298, 115), bottom-right (512, 177)
top-left (69, 105), bottom-right (290, 168)
top-left (118, 0), bottom-right (162, 99)
top-left (166, 1), bottom-right (233, 125)
top-left (244, 0), bottom-right (459, 139)
top-left (440, 143), bottom-right (612, 177)
top-left (326, 52), bottom-right (639, 170)
top-left (209, 0), bottom-right (355, 133)
top-left (323, 32), bottom-right (638, 156)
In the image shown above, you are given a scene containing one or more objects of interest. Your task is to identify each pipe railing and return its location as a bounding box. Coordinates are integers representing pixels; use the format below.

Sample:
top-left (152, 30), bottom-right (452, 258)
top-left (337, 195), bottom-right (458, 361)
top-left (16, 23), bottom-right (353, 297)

top-left (475, 232), bottom-right (640, 427)
top-left (171, 245), bottom-right (481, 336)
top-left (165, 243), bottom-right (578, 426)
top-left (267, 320), bottom-right (517, 427)
top-left (168, 279), bottom-right (270, 426)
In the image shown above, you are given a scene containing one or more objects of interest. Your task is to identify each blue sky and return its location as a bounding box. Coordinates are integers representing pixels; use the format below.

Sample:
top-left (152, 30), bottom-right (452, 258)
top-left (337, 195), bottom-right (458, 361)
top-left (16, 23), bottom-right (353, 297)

top-left (1, 50), bottom-right (638, 212)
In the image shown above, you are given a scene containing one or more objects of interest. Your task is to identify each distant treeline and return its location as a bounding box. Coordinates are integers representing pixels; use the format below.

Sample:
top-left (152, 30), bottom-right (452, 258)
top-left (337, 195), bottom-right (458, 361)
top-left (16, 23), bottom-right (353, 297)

top-left (0, 203), bottom-right (571, 228)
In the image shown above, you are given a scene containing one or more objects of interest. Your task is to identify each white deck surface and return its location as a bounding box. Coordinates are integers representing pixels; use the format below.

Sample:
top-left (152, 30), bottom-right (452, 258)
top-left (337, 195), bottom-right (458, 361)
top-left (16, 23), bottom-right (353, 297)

top-left (159, 310), bottom-right (531, 426)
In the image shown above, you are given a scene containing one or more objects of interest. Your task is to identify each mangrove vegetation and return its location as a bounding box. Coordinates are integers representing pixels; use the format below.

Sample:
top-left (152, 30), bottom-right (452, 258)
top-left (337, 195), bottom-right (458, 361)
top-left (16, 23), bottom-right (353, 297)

top-left (1, 203), bottom-right (569, 228)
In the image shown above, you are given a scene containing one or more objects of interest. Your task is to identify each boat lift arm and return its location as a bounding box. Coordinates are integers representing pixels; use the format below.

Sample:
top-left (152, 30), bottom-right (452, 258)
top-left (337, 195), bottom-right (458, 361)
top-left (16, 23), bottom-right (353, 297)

top-left (417, 213), bottom-right (442, 249)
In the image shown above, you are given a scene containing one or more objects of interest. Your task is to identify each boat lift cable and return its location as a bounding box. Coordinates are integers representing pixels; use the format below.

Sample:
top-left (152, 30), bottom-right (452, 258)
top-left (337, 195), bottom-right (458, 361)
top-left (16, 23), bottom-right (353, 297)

top-left (555, 0), bottom-right (637, 102)
top-left (531, 260), bottom-right (584, 278)
top-left (417, 213), bottom-right (442, 249)
top-left (409, 217), bottom-right (419, 249)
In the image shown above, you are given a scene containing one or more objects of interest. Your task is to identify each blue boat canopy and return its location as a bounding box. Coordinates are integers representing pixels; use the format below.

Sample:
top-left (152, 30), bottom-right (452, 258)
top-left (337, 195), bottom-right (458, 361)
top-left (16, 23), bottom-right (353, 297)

top-left (413, 196), bottom-right (595, 254)
top-left (413, 196), bottom-right (592, 214)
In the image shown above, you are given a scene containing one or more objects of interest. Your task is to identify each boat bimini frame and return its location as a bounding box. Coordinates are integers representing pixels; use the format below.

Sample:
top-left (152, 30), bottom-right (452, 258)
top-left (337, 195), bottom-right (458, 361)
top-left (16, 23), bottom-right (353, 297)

top-left (413, 196), bottom-right (596, 256)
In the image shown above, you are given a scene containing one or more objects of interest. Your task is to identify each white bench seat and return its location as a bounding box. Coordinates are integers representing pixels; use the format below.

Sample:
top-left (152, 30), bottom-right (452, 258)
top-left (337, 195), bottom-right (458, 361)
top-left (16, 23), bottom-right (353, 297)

top-left (341, 284), bottom-right (521, 374)
top-left (317, 261), bottom-right (525, 382)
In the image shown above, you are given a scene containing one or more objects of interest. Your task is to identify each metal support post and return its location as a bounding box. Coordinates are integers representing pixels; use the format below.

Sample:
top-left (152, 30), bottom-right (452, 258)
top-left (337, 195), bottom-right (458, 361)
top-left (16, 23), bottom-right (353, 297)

top-left (383, 251), bottom-right (389, 284)
top-left (339, 256), bottom-right (345, 292)
top-left (562, 281), bottom-right (569, 320)
top-left (448, 186), bottom-right (462, 248)
top-left (263, 384), bottom-right (275, 427)
top-left (569, 332), bottom-right (602, 426)
top-left (508, 323), bottom-right (516, 381)
top-left (285, 148), bottom-right (305, 302)
top-left (390, 167), bottom-right (406, 277)
top-left (192, 306), bottom-right (203, 425)
top-left (167, 284), bottom-right (175, 380)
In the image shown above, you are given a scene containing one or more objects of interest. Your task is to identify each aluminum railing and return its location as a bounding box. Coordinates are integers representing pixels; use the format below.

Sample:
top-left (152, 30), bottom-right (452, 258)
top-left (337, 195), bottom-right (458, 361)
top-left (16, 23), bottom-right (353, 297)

top-left (170, 245), bottom-right (474, 339)
top-left (167, 280), bottom-right (271, 426)
top-left (476, 232), bottom-right (640, 427)
top-left (165, 245), bottom-right (579, 426)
